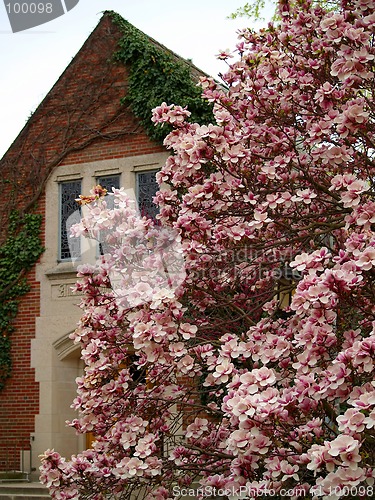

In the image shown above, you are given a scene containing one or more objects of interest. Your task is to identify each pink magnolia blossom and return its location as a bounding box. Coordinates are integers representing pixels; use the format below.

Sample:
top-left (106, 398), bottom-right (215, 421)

top-left (328, 435), bottom-right (362, 469)
top-left (40, 1), bottom-right (375, 498)
top-left (336, 409), bottom-right (365, 434)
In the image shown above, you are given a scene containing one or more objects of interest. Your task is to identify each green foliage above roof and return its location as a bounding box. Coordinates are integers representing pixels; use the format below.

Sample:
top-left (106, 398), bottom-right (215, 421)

top-left (108, 11), bottom-right (213, 143)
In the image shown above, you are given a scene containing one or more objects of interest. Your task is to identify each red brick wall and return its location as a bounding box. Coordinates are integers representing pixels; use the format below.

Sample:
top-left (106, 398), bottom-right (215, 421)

top-left (0, 13), bottom-right (164, 235)
top-left (0, 194), bottom-right (45, 471)
top-left (0, 267), bottom-right (41, 471)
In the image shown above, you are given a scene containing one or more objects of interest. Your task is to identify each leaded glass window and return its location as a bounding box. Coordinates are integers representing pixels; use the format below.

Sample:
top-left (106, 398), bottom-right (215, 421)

top-left (59, 180), bottom-right (82, 261)
top-left (96, 175), bottom-right (121, 255)
top-left (96, 175), bottom-right (121, 200)
top-left (96, 174), bottom-right (121, 210)
top-left (136, 170), bottom-right (159, 219)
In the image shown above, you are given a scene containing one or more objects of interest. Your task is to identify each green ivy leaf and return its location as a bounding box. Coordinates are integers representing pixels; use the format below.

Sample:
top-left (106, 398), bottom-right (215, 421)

top-left (0, 210), bottom-right (44, 390)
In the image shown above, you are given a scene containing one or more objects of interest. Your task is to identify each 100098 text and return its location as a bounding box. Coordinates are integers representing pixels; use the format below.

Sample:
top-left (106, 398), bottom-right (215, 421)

top-left (5, 2), bottom-right (53, 14)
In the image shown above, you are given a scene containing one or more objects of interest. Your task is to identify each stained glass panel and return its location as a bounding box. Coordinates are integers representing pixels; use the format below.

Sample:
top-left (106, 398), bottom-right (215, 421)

top-left (136, 170), bottom-right (159, 219)
top-left (96, 175), bottom-right (121, 193)
top-left (96, 175), bottom-right (121, 255)
top-left (59, 180), bottom-right (82, 260)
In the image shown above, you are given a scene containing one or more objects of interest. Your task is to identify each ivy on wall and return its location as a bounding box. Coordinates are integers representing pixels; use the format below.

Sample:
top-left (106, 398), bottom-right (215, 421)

top-left (0, 212), bottom-right (44, 390)
top-left (109, 11), bottom-right (214, 143)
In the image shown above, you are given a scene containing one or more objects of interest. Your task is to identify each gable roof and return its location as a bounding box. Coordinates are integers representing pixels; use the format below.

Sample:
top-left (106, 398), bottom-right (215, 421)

top-left (0, 11), bottom-right (211, 240)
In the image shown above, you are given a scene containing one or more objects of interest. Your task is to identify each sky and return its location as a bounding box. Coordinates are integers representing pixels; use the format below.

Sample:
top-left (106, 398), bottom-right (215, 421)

top-left (0, 1), bottom-right (271, 158)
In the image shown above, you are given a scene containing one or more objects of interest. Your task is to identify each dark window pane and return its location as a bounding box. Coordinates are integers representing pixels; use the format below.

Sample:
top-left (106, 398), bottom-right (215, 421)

top-left (59, 180), bottom-right (82, 260)
top-left (96, 175), bottom-right (121, 210)
top-left (96, 175), bottom-right (121, 192)
top-left (136, 171), bottom-right (159, 219)
top-left (96, 175), bottom-right (121, 255)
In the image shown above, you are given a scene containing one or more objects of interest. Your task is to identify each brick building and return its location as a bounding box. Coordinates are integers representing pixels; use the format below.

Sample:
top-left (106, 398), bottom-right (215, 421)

top-left (0, 11), bottom-right (208, 479)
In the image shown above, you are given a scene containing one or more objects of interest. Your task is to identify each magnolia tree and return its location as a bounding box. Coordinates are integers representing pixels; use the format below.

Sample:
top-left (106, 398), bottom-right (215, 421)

top-left (40, 0), bottom-right (375, 498)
